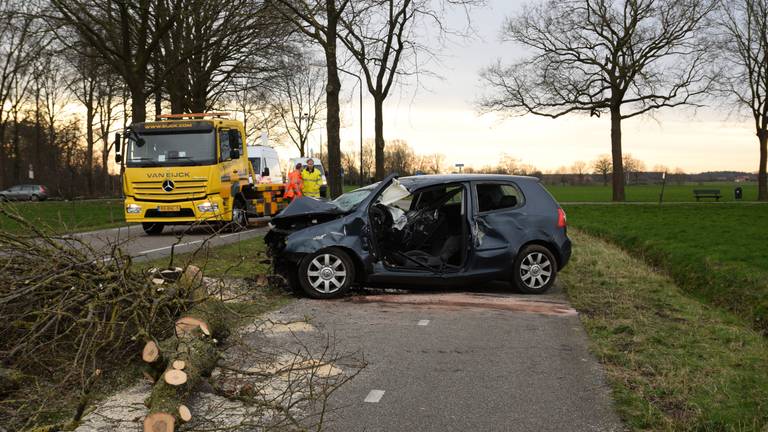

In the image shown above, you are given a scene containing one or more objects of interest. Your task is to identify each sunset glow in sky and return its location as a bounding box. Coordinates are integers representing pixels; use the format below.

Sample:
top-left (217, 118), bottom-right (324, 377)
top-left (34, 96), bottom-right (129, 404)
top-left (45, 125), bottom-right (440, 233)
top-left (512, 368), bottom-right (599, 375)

top-left (302, 0), bottom-right (760, 174)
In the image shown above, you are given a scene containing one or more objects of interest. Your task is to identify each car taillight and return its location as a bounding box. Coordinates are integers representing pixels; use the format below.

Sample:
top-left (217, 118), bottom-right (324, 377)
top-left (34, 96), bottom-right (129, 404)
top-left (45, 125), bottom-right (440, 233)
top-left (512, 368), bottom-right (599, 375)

top-left (557, 208), bottom-right (567, 228)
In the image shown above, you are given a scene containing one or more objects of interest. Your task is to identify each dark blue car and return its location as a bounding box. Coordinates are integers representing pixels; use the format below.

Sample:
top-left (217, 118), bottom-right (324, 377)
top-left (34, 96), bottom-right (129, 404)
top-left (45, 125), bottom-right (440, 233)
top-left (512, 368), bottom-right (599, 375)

top-left (265, 174), bottom-right (571, 299)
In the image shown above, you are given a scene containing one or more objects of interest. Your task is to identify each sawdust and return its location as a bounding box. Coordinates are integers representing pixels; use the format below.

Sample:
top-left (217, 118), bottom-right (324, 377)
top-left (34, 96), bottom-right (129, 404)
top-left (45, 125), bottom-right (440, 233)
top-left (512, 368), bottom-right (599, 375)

top-left (347, 292), bottom-right (578, 316)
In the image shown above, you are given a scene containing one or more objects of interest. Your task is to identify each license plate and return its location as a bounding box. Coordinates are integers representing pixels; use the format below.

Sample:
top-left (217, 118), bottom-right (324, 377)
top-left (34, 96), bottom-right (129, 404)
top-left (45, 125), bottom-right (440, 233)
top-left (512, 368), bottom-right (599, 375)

top-left (158, 205), bottom-right (181, 212)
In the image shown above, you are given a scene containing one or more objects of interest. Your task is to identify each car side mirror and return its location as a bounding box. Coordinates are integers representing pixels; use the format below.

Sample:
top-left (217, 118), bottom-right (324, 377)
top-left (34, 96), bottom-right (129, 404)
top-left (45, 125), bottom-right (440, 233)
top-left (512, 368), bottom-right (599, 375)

top-left (229, 148), bottom-right (240, 159)
top-left (261, 167), bottom-right (270, 177)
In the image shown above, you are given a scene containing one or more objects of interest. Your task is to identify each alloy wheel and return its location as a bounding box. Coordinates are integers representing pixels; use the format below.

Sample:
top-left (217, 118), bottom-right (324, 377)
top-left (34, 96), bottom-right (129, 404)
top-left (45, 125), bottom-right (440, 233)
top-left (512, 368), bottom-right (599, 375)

top-left (519, 252), bottom-right (552, 290)
top-left (307, 253), bottom-right (347, 294)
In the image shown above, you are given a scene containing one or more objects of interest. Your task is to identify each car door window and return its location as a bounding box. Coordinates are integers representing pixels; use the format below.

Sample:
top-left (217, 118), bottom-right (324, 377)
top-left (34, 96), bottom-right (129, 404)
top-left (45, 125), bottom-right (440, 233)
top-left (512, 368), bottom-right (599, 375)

top-left (476, 183), bottom-right (524, 213)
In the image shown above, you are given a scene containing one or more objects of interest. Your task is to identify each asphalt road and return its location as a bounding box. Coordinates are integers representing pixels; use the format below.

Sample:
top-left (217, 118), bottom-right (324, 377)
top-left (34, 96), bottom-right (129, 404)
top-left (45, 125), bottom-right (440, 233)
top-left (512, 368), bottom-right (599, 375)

top-left (276, 283), bottom-right (624, 432)
top-left (68, 222), bottom-right (268, 262)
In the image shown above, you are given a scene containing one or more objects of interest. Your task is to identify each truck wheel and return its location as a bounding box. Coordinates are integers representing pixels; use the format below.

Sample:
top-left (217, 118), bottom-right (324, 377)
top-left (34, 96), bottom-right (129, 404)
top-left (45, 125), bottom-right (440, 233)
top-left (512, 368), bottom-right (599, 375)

top-left (142, 222), bottom-right (165, 235)
top-left (228, 199), bottom-right (248, 232)
top-left (298, 248), bottom-right (355, 299)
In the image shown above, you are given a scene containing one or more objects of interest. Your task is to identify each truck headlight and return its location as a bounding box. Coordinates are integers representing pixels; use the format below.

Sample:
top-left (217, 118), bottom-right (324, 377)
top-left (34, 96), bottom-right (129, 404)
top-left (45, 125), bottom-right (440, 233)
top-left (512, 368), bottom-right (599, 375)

top-left (197, 202), bottom-right (219, 213)
top-left (126, 204), bottom-right (142, 214)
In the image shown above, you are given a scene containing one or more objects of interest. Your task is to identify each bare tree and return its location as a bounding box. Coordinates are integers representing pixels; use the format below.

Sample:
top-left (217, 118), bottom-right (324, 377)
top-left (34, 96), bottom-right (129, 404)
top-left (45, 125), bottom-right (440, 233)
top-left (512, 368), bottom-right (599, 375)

top-left (717, 0), bottom-right (768, 200)
top-left (339, 0), bottom-right (482, 180)
top-left (0, 0), bottom-right (45, 188)
top-left (592, 155), bottom-right (612, 186)
top-left (480, 0), bottom-right (715, 201)
top-left (266, 0), bottom-right (350, 198)
top-left (572, 160), bottom-right (588, 183)
top-left (157, 0), bottom-right (289, 114)
top-left (622, 153), bottom-right (645, 184)
top-left (49, 0), bottom-right (181, 123)
top-left (273, 56), bottom-right (327, 157)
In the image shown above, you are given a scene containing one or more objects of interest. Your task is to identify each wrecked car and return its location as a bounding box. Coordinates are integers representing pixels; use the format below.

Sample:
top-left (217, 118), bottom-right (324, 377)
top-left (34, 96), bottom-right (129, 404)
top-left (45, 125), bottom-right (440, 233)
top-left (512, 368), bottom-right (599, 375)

top-left (264, 174), bottom-right (571, 299)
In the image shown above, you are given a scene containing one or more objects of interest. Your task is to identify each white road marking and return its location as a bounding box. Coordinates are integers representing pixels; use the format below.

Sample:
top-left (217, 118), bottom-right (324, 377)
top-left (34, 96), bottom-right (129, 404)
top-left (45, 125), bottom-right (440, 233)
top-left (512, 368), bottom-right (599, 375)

top-left (364, 390), bottom-right (385, 403)
top-left (138, 239), bottom-right (204, 255)
top-left (417, 319), bottom-right (430, 326)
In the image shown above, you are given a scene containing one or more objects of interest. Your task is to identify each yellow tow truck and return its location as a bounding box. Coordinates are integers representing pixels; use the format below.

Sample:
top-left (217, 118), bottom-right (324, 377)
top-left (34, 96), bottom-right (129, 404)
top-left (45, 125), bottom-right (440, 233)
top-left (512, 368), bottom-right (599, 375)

top-left (114, 112), bottom-right (287, 235)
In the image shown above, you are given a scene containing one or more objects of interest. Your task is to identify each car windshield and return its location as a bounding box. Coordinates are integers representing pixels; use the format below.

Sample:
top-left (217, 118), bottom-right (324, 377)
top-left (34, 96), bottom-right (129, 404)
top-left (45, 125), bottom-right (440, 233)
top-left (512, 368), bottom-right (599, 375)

top-left (127, 131), bottom-right (216, 167)
top-left (332, 183), bottom-right (379, 212)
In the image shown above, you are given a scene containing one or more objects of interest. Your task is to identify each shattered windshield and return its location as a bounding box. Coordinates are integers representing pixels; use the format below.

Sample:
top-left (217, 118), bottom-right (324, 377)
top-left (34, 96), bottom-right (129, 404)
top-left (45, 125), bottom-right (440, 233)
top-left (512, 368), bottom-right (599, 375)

top-left (332, 183), bottom-right (379, 212)
top-left (127, 131), bottom-right (216, 167)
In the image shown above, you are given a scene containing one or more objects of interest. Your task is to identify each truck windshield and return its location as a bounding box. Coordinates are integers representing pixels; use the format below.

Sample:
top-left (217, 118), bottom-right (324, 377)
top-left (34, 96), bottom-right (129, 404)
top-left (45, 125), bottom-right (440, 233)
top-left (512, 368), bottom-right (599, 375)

top-left (127, 131), bottom-right (216, 167)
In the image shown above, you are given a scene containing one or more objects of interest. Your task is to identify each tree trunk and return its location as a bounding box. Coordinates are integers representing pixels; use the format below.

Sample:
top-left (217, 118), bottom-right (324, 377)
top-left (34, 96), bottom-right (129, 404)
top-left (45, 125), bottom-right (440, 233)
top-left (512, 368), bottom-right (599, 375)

top-left (324, 15), bottom-right (343, 199)
top-left (758, 130), bottom-right (767, 201)
top-left (86, 97), bottom-right (95, 197)
top-left (610, 107), bottom-right (625, 202)
top-left (11, 110), bottom-right (21, 183)
top-left (374, 96), bottom-right (385, 180)
top-left (130, 80), bottom-right (147, 123)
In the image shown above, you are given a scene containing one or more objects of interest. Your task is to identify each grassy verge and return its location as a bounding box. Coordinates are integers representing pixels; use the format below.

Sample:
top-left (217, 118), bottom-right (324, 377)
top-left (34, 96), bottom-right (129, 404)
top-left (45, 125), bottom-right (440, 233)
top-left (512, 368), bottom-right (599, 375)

top-left (561, 229), bottom-right (768, 431)
top-left (145, 235), bottom-right (293, 314)
top-left (563, 204), bottom-right (768, 333)
top-left (0, 199), bottom-right (125, 234)
top-left (547, 182), bottom-right (757, 202)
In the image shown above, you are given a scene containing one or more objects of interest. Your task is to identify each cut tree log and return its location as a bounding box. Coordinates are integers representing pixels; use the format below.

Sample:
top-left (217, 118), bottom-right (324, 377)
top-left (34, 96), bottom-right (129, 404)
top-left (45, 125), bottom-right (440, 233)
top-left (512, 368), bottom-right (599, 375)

top-left (172, 360), bottom-right (186, 370)
top-left (175, 301), bottom-right (231, 340)
top-left (143, 335), bottom-right (219, 432)
top-left (178, 404), bottom-right (192, 422)
top-left (142, 338), bottom-right (177, 382)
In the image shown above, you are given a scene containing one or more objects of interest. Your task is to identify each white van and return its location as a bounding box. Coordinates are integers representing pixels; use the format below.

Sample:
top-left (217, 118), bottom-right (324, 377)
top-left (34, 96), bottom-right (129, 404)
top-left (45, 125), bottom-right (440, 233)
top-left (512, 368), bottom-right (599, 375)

top-left (247, 145), bottom-right (283, 184)
top-left (289, 157), bottom-right (327, 197)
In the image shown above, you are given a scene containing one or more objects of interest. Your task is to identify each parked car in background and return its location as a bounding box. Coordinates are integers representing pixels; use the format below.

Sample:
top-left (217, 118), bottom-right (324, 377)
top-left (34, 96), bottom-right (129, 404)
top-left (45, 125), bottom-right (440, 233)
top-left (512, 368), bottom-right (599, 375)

top-left (0, 184), bottom-right (48, 201)
top-left (289, 157), bottom-right (327, 198)
top-left (265, 174), bottom-right (571, 299)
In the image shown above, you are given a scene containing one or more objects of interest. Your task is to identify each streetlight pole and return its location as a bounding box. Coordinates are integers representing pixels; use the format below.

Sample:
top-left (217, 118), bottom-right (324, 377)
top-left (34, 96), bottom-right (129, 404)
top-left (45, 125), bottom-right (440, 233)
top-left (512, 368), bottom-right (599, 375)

top-left (337, 67), bottom-right (364, 187)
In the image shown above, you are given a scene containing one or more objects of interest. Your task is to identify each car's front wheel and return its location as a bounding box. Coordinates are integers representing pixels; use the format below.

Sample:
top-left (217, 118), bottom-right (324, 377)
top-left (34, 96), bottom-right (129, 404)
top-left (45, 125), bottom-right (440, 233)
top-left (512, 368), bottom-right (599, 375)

top-left (513, 245), bottom-right (557, 294)
top-left (298, 249), bottom-right (355, 299)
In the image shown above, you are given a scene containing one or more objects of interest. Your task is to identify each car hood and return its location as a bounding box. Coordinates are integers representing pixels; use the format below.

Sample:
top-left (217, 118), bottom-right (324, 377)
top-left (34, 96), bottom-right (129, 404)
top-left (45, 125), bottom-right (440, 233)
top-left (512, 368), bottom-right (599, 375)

top-left (272, 197), bottom-right (344, 221)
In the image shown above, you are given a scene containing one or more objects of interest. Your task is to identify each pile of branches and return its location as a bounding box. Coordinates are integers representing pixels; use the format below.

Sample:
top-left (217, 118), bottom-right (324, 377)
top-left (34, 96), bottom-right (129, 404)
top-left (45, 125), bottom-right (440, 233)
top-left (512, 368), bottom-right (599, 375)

top-left (0, 207), bottom-right (194, 430)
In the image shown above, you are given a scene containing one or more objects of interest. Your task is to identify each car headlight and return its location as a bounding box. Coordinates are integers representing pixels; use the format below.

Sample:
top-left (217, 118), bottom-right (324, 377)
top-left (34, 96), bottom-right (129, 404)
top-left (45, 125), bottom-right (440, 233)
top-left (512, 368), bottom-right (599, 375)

top-left (197, 202), bottom-right (219, 213)
top-left (126, 204), bottom-right (142, 214)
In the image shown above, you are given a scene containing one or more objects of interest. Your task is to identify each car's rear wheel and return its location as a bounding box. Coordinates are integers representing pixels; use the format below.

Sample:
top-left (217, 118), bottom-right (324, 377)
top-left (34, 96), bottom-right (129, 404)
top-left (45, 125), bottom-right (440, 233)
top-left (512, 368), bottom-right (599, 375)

top-left (298, 249), bottom-right (355, 299)
top-left (513, 245), bottom-right (557, 294)
top-left (142, 222), bottom-right (165, 235)
top-left (30, 194), bottom-right (39, 201)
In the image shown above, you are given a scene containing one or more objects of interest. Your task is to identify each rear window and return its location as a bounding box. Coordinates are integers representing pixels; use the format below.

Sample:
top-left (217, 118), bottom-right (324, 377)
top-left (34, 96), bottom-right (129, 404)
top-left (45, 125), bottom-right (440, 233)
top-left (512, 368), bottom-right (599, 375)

top-left (476, 183), bottom-right (524, 212)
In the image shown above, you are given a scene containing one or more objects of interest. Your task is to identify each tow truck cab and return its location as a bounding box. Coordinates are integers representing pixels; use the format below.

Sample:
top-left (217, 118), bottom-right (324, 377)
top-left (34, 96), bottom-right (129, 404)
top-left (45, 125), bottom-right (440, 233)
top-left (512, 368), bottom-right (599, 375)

top-left (116, 112), bottom-right (287, 234)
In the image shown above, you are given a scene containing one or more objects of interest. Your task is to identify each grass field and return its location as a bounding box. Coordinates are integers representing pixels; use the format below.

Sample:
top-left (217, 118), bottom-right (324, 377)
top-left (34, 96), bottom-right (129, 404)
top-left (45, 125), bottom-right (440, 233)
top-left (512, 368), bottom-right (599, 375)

top-left (561, 230), bottom-right (768, 431)
top-left (563, 203), bottom-right (768, 333)
top-left (0, 199), bottom-right (125, 234)
top-left (548, 182), bottom-right (758, 202)
top-left (147, 235), bottom-right (274, 279)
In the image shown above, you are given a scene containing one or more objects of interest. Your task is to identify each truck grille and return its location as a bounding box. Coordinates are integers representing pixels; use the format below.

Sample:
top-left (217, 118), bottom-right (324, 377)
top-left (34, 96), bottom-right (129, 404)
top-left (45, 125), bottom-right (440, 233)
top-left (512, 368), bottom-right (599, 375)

top-left (132, 179), bottom-right (208, 201)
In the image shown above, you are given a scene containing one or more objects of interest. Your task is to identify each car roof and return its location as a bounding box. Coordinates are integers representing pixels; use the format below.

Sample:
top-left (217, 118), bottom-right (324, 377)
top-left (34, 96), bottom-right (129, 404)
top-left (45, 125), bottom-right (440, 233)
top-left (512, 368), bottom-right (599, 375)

top-left (397, 174), bottom-right (539, 190)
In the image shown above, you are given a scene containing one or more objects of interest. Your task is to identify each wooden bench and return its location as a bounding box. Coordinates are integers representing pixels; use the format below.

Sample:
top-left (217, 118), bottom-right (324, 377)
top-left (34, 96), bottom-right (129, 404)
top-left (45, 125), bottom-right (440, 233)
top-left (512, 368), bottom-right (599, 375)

top-left (693, 189), bottom-right (722, 201)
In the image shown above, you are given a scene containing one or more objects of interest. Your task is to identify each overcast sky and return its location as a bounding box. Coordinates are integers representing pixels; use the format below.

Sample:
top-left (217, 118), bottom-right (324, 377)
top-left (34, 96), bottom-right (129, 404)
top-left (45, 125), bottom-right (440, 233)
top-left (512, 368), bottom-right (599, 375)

top-left (292, 0), bottom-right (759, 174)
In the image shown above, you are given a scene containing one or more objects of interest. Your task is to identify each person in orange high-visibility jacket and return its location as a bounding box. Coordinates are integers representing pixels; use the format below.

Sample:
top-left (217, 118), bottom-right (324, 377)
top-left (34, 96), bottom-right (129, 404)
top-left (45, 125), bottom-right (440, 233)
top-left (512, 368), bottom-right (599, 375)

top-left (301, 159), bottom-right (322, 198)
top-left (284, 163), bottom-right (304, 201)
